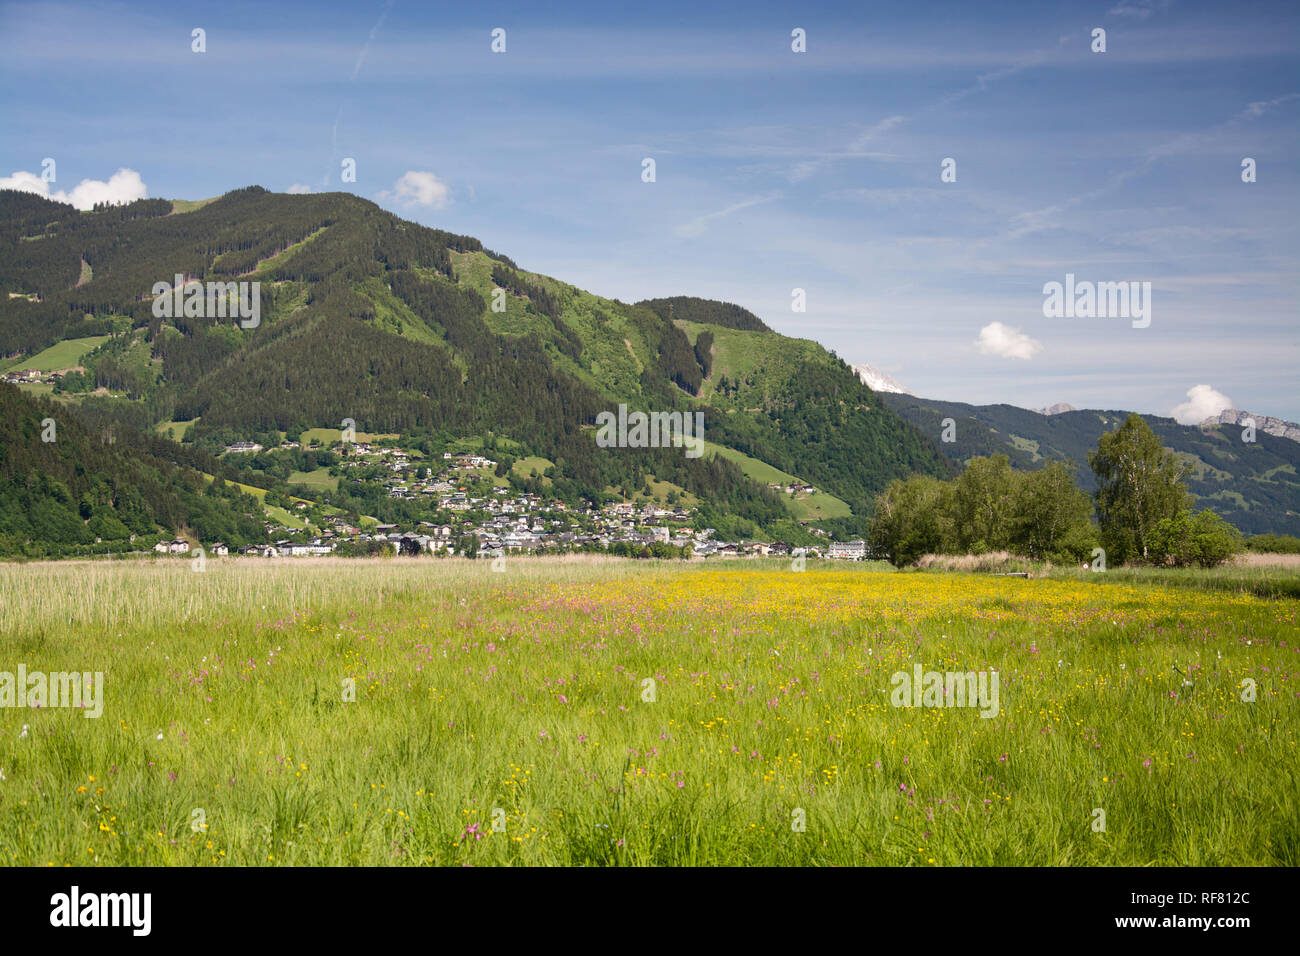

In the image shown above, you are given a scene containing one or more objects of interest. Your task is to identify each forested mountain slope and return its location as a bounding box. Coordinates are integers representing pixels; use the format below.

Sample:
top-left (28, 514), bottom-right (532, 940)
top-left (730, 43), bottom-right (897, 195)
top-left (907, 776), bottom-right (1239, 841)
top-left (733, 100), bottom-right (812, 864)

top-left (0, 187), bottom-right (951, 547)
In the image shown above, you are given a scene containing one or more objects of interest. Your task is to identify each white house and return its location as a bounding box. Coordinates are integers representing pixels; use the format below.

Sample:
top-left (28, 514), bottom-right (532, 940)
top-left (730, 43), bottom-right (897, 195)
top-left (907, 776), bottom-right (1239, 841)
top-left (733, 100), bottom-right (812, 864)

top-left (826, 540), bottom-right (866, 560)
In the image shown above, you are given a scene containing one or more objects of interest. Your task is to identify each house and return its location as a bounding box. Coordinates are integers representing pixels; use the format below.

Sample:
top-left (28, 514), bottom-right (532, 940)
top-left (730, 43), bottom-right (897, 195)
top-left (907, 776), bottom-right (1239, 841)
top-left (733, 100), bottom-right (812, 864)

top-left (826, 540), bottom-right (866, 560)
top-left (223, 442), bottom-right (263, 454)
top-left (168, 538), bottom-right (189, 555)
top-left (153, 541), bottom-right (169, 554)
top-left (210, 543), bottom-right (229, 556)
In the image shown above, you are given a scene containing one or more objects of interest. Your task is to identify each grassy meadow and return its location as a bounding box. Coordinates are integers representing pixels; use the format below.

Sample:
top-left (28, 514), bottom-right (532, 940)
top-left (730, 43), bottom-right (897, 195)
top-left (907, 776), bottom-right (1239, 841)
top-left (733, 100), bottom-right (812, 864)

top-left (0, 556), bottom-right (1295, 866)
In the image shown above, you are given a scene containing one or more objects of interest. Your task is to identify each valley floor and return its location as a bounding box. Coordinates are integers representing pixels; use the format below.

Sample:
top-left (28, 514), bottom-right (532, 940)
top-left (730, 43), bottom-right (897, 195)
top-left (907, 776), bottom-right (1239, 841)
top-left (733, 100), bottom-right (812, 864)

top-left (0, 558), bottom-right (1295, 865)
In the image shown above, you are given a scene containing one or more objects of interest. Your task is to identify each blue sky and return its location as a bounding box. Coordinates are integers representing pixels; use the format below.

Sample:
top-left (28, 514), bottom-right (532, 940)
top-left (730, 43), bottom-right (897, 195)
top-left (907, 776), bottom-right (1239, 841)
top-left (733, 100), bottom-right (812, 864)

top-left (2, 0), bottom-right (1297, 419)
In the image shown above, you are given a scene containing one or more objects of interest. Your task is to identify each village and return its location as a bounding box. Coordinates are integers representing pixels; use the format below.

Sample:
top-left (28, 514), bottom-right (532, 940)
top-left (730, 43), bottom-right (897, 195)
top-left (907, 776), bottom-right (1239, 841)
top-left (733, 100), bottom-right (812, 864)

top-left (156, 440), bottom-right (870, 562)
top-left (2, 367), bottom-right (62, 386)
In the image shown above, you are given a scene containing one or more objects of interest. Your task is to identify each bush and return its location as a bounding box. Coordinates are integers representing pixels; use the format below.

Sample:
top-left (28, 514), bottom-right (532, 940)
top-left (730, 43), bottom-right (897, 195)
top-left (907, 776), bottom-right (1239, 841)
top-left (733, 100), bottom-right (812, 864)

top-left (1148, 509), bottom-right (1243, 568)
top-left (869, 457), bottom-right (1095, 567)
top-left (1246, 533), bottom-right (1300, 554)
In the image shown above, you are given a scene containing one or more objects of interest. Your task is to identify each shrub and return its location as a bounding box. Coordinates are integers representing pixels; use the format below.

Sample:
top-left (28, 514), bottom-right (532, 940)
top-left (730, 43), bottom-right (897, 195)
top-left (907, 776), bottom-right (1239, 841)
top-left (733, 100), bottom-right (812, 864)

top-left (1149, 509), bottom-right (1243, 568)
top-left (1246, 533), bottom-right (1300, 554)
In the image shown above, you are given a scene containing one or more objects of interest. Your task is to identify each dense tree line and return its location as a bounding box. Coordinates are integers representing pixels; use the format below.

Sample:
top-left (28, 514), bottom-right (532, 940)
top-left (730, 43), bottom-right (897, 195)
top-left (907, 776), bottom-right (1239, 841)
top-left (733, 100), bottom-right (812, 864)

top-left (869, 456), bottom-right (1097, 566)
top-left (693, 330), bottom-right (714, 379)
top-left (870, 416), bottom-right (1244, 568)
top-left (636, 296), bottom-right (772, 333)
top-left (0, 384), bottom-right (267, 556)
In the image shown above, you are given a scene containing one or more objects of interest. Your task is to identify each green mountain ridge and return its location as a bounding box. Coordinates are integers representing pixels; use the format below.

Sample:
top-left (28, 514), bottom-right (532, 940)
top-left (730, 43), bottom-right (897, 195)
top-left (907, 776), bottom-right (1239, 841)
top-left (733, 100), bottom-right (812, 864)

top-left (0, 186), bottom-right (952, 551)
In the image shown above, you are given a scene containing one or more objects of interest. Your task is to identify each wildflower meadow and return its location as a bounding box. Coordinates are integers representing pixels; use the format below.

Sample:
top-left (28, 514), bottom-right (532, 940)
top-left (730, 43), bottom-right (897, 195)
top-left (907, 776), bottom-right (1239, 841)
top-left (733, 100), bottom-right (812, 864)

top-left (0, 557), bottom-right (1294, 866)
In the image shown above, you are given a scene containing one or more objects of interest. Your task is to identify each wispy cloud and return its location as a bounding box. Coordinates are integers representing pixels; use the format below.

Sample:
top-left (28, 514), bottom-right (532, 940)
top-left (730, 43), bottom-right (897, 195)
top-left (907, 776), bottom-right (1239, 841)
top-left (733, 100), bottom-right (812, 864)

top-left (1007, 93), bottom-right (1300, 239)
top-left (674, 195), bottom-right (779, 238)
top-left (350, 0), bottom-right (394, 81)
top-left (1108, 0), bottom-right (1173, 20)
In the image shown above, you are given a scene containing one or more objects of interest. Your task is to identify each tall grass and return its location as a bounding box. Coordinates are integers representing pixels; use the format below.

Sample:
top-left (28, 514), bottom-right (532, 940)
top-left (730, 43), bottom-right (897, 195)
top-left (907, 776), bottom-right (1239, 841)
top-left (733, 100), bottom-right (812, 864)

top-left (0, 557), bottom-right (1295, 865)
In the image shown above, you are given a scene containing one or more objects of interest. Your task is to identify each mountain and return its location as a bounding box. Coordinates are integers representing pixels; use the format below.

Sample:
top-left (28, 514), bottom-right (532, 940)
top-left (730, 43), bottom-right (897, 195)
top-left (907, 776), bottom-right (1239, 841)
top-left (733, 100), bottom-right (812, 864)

top-left (1202, 409), bottom-right (1300, 444)
top-left (0, 186), bottom-right (952, 552)
top-left (1034, 403), bottom-right (1076, 416)
top-left (0, 383), bottom-right (269, 556)
top-left (880, 392), bottom-right (1300, 536)
top-left (851, 364), bottom-right (909, 395)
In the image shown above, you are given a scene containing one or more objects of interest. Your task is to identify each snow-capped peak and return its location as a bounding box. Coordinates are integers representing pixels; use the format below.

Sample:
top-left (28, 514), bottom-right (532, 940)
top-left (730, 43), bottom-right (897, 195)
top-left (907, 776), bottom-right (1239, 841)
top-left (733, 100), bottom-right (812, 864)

top-left (852, 364), bottom-right (909, 394)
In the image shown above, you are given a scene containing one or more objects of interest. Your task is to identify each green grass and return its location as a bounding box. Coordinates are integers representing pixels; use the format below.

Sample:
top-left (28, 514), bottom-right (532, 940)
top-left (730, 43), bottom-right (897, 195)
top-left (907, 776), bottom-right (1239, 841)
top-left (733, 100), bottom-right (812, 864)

top-left (299, 428), bottom-right (399, 447)
top-left (157, 418), bottom-right (199, 441)
top-left (248, 226), bottom-right (330, 276)
top-left (702, 440), bottom-right (852, 520)
top-left (264, 505), bottom-right (308, 530)
top-left (198, 473), bottom-right (314, 530)
top-left (680, 321), bottom-right (828, 408)
top-left (1007, 435), bottom-right (1041, 461)
top-left (0, 335), bottom-right (110, 374)
top-left (0, 558), bottom-right (1294, 866)
top-left (511, 456), bottom-right (554, 485)
top-left (168, 198), bottom-right (219, 215)
top-left (287, 467), bottom-right (338, 491)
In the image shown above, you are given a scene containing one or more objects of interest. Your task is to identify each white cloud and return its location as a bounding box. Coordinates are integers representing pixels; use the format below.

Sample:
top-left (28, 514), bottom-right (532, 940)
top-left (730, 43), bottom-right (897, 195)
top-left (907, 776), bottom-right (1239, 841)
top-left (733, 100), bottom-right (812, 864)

top-left (0, 170), bottom-right (48, 196)
top-left (0, 167), bottom-right (147, 211)
top-left (286, 183), bottom-right (313, 194)
top-left (1171, 384), bottom-right (1234, 424)
top-left (379, 170), bottom-right (449, 208)
top-left (975, 322), bottom-right (1043, 360)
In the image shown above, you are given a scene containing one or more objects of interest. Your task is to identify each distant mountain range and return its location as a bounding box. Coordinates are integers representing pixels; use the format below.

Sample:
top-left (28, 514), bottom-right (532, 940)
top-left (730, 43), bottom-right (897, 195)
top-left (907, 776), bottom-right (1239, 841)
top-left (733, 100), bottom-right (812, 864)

top-left (1202, 409), bottom-right (1300, 444)
top-left (880, 393), bottom-right (1300, 536)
